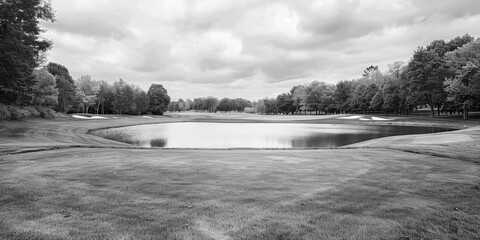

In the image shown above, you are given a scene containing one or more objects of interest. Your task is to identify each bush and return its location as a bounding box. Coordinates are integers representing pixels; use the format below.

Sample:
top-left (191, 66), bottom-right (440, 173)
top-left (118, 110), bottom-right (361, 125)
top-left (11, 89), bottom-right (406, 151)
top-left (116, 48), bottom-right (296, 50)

top-left (244, 107), bottom-right (256, 113)
top-left (23, 106), bottom-right (40, 117)
top-left (6, 106), bottom-right (31, 120)
top-left (36, 106), bottom-right (56, 119)
top-left (0, 104), bottom-right (11, 120)
top-left (0, 105), bottom-right (59, 120)
top-left (48, 108), bottom-right (58, 118)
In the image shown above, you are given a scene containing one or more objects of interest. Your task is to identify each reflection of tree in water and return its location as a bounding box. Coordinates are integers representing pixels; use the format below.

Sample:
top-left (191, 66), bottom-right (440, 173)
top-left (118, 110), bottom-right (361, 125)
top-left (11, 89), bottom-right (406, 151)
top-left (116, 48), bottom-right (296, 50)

top-left (289, 125), bottom-right (452, 148)
top-left (290, 133), bottom-right (390, 148)
top-left (150, 139), bottom-right (167, 147)
top-left (93, 130), bottom-right (140, 145)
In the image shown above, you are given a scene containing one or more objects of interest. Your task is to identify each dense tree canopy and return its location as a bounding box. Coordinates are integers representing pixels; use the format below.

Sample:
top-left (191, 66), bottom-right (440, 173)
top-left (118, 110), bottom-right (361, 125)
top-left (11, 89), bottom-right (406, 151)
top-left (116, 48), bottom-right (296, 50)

top-left (0, 2), bottom-right (175, 120)
top-left (0, 0), bottom-right (55, 104)
top-left (216, 98), bottom-right (252, 112)
top-left (45, 62), bottom-right (76, 113)
top-left (215, 34), bottom-right (477, 118)
top-left (134, 89), bottom-right (149, 115)
top-left (75, 75), bottom-right (99, 114)
top-left (444, 39), bottom-right (480, 119)
top-left (147, 84), bottom-right (170, 115)
top-left (31, 69), bottom-right (58, 106)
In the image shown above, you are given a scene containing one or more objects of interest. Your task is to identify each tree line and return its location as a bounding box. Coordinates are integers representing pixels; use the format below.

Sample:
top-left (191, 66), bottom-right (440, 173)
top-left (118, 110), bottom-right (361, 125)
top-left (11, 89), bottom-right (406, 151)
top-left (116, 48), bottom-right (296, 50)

top-left (167, 97), bottom-right (253, 113)
top-left (267, 34), bottom-right (479, 119)
top-left (175, 34), bottom-right (478, 120)
top-left (47, 62), bottom-right (171, 115)
top-left (0, 1), bottom-right (171, 119)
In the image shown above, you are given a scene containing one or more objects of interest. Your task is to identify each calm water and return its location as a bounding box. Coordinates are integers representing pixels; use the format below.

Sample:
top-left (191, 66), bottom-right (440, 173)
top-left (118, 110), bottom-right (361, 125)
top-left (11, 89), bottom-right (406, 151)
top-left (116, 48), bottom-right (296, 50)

top-left (91, 122), bottom-right (452, 148)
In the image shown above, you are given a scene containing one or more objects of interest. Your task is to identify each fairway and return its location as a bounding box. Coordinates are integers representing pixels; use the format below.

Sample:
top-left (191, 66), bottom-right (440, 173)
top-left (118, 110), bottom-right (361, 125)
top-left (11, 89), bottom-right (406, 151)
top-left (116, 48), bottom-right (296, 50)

top-left (1, 114), bottom-right (480, 239)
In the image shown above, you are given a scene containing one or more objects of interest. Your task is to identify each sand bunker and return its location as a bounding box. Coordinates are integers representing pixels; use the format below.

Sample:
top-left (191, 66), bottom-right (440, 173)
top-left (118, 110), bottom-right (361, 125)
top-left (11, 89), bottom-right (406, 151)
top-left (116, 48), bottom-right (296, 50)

top-left (338, 115), bottom-right (392, 121)
top-left (72, 114), bottom-right (108, 119)
top-left (338, 115), bottom-right (363, 119)
top-left (371, 117), bottom-right (391, 121)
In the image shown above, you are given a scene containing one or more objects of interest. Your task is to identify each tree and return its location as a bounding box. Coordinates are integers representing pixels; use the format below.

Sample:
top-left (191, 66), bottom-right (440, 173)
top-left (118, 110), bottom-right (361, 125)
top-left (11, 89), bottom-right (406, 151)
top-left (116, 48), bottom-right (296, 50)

top-left (405, 47), bottom-right (446, 117)
top-left (214, 98), bottom-right (252, 112)
top-left (0, 38), bottom-right (35, 104)
top-left (147, 84), bottom-right (170, 115)
top-left (184, 98), bottom-right (192, 111)
top-left (31, 68), bottom-right (58, 106)
top-left (350, 81), bottom-right (378, 114)
top-left (112, 79), bottom-right (135, 115)
top-left (304, 81), bottom-right (334, 114)
top-left (204, 96), bottom-right (219, 112)
top-left (74, 90), bottom-right (86, 113)
top-left (46, 62), bottom-right (76, 113)
top-left (362, 65), bottom-right (379, 78)
top-left (276, 93), bottom-right (294, 115)
top-left (290, 85), bottom-right (307, 114)
top-left (254, 99), bottom-right (266, 113)
top-left (446, 34), bottom-right (474, 52)
top-left (233, 98), bottom-right (252, 112)
top-left (95, 80), bottom-right (113, 114)
top-left (370, 89), bottom-right (384, 113)
top-left (333, 80), bottom-right (353, 113)
top-left (262, 98), bottom-right (277, 114)
top-left (0, 0), bottom-right (55, 104)
top-left (217, 98), bottom-right (232, 112)
top-left (75, 75), bottom-right (99, 113)
top-left (382, 75), bottom-right (402, 115)
top-left (177, 98), bottom-right (185, 111)
top-left (167, 101), bottom-right (175, 112)
top-left (388, 61), bottom-right (404, 78)
top-left (134, 88), bottom-right (149, 115)
top-left (444, 39), bottom-right (480, 119)
top-left (319, 84), bottom-right (335, 114)
top-left (189, 97), bottom-right (220, 112)
top-left (192, 98), bottom-right (203, 111)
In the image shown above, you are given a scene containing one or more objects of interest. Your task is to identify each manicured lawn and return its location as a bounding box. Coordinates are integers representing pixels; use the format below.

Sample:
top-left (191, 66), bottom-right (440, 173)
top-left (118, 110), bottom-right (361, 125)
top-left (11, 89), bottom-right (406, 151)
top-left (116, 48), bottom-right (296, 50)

top-left (0, 114), bottom-right (479, 239)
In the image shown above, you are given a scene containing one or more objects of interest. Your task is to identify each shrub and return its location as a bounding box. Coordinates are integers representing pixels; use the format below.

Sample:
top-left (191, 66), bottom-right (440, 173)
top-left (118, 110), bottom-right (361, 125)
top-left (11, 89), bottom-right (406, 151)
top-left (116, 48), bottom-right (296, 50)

top-left (36, 106), bottom-right (56, 119)
top-left (0, 105), bottom-right (59, 120)
top-left (0, 104), bottom-right (11, 120)
top-left (23, 106), bottom-right (40, 117)
top-left (150, 138), bottom-right (166, 147)
top-left (6, 106), bottom-right (31, 120)
top-left (244, 107), bottom-right (256, 113)
top-left (47, 108), bottom-right (58, 118)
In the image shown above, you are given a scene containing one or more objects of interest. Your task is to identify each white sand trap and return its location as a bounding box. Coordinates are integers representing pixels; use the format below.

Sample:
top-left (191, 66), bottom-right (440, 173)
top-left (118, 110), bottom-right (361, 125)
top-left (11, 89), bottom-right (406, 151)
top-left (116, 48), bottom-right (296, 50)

top-left (142, 116), bottom-right (153, 118)
top-left (72, 114), bottom-right (107, 119)
top-left (359, 118), bottom-right (370, 121)
top-left (72, 115), bottom-right (90, 119)
top-left (371, 117), bottom-right (391, 121)
top-left (338, 115), bottom-right (363, 119)
top-left (90, 116), bottom-right (108, 119)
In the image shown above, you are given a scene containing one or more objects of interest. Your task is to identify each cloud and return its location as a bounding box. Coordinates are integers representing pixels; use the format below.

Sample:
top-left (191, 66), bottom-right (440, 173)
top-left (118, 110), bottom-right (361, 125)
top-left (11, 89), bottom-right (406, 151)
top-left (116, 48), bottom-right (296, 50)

top-left (43, 17), bottom-right (128, 40)
top-left (130, 44), bottom-right (171, 73)
top-left (42, 0), bottom-right (480, 100)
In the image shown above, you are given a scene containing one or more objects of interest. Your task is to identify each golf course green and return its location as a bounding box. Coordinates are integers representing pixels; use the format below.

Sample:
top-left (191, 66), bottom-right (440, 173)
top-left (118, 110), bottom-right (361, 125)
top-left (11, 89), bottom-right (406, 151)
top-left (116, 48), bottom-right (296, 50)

top-left (1, 113), bottom-right (479, 239)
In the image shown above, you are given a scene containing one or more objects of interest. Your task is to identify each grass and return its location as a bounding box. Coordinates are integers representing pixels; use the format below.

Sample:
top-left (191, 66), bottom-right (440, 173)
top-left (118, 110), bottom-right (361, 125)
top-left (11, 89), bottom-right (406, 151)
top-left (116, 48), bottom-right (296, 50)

top-left (0, 113), bottom-right (479, 239)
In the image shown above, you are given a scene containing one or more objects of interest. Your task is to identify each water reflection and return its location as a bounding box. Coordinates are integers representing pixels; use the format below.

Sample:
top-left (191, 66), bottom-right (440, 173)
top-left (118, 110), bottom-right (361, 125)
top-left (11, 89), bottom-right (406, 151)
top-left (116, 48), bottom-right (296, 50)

top-left (150, 139), bottom-right (167, 147)
top-left (91, 122), bottom-right (451, 148)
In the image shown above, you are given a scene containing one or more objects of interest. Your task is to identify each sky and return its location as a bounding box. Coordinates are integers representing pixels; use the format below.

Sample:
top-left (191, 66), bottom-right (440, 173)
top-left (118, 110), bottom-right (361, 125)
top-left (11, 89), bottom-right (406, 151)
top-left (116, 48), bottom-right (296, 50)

top-left (41, 0), bottom-right (480, 101)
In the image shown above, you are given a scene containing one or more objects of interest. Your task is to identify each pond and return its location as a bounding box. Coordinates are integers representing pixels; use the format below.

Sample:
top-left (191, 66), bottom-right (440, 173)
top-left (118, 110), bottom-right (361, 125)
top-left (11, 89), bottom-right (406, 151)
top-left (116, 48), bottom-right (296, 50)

top-left (90, 122), bottom-right (453, 148)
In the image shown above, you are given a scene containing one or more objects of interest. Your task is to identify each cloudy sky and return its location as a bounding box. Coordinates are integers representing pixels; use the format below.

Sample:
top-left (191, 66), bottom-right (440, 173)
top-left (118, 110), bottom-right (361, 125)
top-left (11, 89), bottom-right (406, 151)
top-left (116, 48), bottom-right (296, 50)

top-left (42, 0), bottom-right (480, 101)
